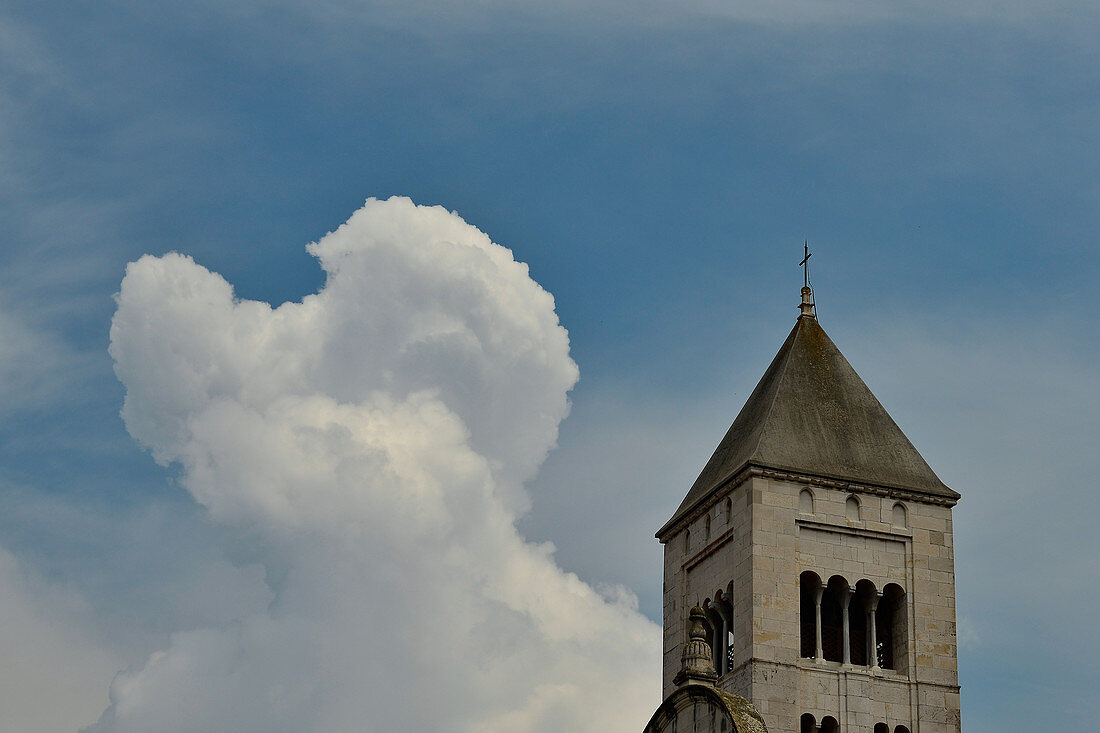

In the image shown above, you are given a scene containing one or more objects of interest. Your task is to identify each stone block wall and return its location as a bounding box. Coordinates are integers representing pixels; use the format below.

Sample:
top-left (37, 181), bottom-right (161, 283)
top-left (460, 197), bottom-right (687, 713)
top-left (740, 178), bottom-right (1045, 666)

top-left (662, 476), bottom-right (755, 697)
top-left (660, 473), bottom-right (961, 732)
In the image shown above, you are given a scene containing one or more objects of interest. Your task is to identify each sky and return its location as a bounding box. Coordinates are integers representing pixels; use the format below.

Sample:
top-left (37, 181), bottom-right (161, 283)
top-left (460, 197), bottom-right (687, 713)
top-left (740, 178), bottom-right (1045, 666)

top-left (1, 0), bottom-right (1098, 730)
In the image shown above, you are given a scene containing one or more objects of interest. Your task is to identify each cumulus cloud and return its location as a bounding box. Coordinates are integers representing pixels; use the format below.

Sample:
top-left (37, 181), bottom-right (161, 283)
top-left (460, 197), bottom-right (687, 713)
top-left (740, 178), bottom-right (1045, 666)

top-left (98, 196), bottom-right (660, 732)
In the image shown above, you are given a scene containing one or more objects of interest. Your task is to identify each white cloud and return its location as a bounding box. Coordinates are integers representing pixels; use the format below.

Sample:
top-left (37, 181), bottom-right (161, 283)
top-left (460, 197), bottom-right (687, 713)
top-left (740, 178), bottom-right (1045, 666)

top-left (0, 546), bottom-right (121, 733)
top-left (98, 196), bottom-right (660, 732)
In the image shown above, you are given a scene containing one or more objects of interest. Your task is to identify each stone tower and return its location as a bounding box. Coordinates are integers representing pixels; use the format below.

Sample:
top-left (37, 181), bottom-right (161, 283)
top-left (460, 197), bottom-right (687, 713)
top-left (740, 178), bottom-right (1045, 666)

top-left (654, 288), bottom-right (962, 733)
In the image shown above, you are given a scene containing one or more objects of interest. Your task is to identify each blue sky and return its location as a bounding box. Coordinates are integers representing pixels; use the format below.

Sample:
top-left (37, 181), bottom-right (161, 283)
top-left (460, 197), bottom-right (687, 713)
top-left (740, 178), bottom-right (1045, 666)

top-left (1, 1), bottom-right (1098, 730)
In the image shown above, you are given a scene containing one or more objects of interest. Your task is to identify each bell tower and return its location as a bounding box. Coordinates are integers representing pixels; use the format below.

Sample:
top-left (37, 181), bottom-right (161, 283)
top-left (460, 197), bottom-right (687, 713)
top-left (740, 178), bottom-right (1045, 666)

top-left (655, 289), bottom-right (962, 733)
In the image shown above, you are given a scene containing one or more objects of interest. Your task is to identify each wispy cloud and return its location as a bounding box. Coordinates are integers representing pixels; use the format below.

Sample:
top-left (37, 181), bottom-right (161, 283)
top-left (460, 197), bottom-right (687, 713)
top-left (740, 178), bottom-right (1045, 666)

top-left (834, 314), bottom-right (1100, 730)
top-left (0, 300), bottom-right (103, 415)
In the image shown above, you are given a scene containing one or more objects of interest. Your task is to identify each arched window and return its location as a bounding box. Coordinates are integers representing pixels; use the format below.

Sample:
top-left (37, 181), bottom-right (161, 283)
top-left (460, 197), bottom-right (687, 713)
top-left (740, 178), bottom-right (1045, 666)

top-left (820, 716), bottom-right (839, 733)
top-left (800, 713), bottom-right (817, 733)
top-left (716, 589), bottom-right (734, 674)
top-left (704, 601), bottom-right (725, 674)
top-left (725, 497), bottom-right (733, 523)
top-left (874, 724), bottom-right (889, 733)
top-left (683, 529), bottom-right (690, 553)
top-left (851, 579), bottom-right (877, 666)
top-left (799, 488), bottom-right (814, 514)
top-left (845, 495), bottom-right (861, 522)
top-left (705, 514), bottom-right (711, 541)
top-left (821, 576), bottom-right (847, 662)
top-left (799, 571), bottom-right (822, 658)
top-left (894, 727), bottom-right (911, 733)
top-left (892, 502), bottom-right (908, 528)
top-left (877, 583), bottom-right (908, 671)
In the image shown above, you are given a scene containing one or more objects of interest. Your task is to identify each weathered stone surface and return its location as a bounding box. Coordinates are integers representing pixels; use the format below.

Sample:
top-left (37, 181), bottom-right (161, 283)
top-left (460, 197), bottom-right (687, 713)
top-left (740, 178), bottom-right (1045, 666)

top-left (642, 685), bottom-right (769, 733)
top-left (660, 313), bottom-right (958, 538)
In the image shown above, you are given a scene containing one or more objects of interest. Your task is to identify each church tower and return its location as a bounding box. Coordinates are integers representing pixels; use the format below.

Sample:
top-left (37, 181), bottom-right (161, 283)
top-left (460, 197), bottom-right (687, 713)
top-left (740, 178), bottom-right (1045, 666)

top-left (654, 287), bottom-right (962, 733)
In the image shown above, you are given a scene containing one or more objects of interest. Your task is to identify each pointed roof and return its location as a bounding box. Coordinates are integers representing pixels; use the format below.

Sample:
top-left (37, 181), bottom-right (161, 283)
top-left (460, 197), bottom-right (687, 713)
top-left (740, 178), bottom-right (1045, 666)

top-left (660, 311), bottom-right (957, 536)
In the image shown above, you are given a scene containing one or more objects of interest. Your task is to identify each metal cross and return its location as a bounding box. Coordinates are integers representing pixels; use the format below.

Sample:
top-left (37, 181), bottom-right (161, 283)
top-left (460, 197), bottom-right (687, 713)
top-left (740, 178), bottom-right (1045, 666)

top-left (799, 241), bottom-right (812, 288)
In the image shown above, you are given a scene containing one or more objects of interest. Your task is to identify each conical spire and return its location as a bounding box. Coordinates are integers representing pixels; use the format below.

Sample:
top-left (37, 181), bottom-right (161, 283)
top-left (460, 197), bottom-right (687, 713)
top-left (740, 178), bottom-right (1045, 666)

top-left (659, 306), bottom-right (958, 537)
top-left (673, 607), bottom-right (718, 687)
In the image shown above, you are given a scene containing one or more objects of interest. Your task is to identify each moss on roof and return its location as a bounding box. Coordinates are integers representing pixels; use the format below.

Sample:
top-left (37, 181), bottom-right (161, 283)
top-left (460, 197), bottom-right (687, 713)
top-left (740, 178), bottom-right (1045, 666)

top-left (660, 314), bottom-right (957, 537)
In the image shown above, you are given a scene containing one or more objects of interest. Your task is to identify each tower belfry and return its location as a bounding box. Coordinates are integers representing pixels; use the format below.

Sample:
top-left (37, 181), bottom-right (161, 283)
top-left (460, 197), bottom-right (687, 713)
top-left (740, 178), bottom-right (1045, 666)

top-left (650, 285), bottom-right (962, 733)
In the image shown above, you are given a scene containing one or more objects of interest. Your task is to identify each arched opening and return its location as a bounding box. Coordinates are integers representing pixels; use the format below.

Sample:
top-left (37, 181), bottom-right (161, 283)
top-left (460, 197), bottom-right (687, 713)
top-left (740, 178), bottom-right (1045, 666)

top-left (704, 601), bottom-right (725, 675)
top-left (705, 514), bottom-right (711, 541)
top-left (878, 583), bottom-right (908, 671)
top-left (800, 713), bottom-right (817, 733)
top-left (851, 579), bottom-right (877, 666)
top-left (820, 716), bottom-right (839, 733)
top-left (874, 724), bottom-right (889, 733)
top-left (725, 497), bottom-right (733, 524)
top-left (845, 495), bottom-right (861, 522)
top-left (894, 727), bottom-right (911, 733)
top-left (683, 528), bottom-right (690, 554)
top-left (892, 502), bottom-right (907, 528)
top-left (799, 488), bottom-right (814, 514)
top-left (821, 576), bottom-right (847, 662)
top-left (716, 589), bottom-right (734, 674)
top-left (799, 571), bottom-right (822, 658)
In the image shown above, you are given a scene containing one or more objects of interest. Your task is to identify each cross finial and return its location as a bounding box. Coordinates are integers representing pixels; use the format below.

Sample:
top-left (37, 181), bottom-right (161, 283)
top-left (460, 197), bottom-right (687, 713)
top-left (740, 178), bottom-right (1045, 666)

top-left (799, 241), bottom-right (812, 288)
top-left (798, 241), bottom-right (816, 319)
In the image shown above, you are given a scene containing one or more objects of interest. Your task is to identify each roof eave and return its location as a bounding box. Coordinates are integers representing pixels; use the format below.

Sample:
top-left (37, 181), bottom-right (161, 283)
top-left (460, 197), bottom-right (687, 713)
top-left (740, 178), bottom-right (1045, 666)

top-left (656, 461), bottom-right (959, 542)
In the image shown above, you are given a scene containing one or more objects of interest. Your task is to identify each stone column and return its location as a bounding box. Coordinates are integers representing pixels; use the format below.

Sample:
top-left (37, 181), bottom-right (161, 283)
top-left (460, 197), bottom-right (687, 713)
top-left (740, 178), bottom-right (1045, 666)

top-left (814, 584), bottom-right (825, 662)
top-left (706, 609), bottom-right (722, 673)
top-left (711, 622), bottom-right (721, 673)
top-left (719, 610), bottom-right (729, 675)
top-left (841, 587), bottom-right (855, 665)
top-left (868, 591), bottom-right (882, 668)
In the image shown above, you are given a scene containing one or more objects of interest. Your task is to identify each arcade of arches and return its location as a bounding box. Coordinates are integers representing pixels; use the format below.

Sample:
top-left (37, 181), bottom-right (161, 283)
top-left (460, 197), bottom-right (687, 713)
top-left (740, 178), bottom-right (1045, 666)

top-left (798, 572), bottom-right (908, 671)
top-left (700, 586), bottom-right (735, 677)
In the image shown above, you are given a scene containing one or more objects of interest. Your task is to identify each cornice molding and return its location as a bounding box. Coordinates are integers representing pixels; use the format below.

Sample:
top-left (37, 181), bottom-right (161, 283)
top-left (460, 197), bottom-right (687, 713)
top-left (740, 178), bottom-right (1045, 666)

top-left (657, 463), bottom-right (958, 542)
